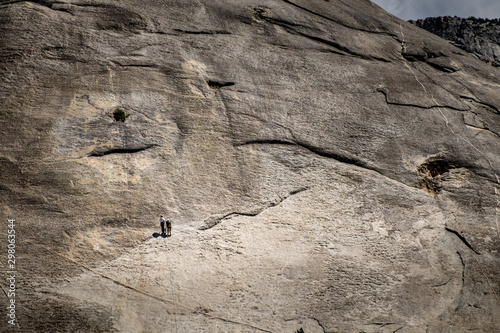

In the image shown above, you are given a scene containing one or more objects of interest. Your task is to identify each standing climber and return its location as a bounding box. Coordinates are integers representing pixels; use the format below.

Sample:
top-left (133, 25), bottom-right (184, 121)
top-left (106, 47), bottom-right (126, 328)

top-left (166, 219), bottom-right (172, 237)
top-left (159, 215), bottom-right (166, 236)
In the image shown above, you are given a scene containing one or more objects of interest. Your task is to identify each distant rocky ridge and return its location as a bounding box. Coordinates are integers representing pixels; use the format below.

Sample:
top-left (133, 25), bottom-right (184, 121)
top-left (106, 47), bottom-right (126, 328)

top-left (411, 16), bottom-right (500, 65)
top-left (1, 1), bottom-right (500, 332)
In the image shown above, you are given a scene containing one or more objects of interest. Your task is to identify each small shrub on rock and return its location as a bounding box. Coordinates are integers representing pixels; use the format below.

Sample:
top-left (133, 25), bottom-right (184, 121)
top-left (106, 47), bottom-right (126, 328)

top-left (113, 108), bottom-right (128, 122)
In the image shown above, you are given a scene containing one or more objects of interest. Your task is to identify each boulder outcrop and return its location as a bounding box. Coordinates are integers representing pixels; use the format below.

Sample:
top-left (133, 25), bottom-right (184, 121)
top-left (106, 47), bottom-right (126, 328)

top-left (1, 0), bottom-right (499, 332)
top-left (411, 16), bottom-right (500, 65)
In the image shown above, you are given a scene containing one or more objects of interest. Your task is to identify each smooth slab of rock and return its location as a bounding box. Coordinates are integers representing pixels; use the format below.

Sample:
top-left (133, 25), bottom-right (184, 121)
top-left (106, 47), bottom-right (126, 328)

top-left (1, 0), bottom-right (499, 332)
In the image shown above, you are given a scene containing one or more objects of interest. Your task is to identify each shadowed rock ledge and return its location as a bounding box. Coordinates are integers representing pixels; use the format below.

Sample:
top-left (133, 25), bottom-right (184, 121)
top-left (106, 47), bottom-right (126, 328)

top-left (0, 0), bottom-right (499, 332)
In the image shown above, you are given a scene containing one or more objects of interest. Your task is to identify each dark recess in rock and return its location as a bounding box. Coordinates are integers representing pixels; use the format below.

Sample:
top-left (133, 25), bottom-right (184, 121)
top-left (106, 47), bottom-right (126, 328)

top-left (416, 158), bottom-right (456, 194)
top-left (174, 29), bottom-right (231, 35)
top-left (416, 177), bottom-right (443, 194)
top-left (418, 159), bottom-right (452, 178)
top-left (88, 144), bottom-right (157, 157)
top-left (207, 80), bottom-right (235, 89)
top-left (112, 108), bottom-right (128, 122)
top-left (445, 227), bottom-right (481, 254)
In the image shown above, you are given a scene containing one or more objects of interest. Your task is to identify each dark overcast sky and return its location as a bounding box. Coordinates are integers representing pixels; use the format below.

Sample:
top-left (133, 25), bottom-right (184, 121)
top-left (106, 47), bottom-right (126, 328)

top-left (371, 0), bottom-right (500, 20)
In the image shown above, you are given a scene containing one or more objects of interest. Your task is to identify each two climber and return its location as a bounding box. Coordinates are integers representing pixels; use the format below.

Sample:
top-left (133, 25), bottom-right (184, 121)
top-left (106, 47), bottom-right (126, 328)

top-left (159, 215), bottom-right (172, 237)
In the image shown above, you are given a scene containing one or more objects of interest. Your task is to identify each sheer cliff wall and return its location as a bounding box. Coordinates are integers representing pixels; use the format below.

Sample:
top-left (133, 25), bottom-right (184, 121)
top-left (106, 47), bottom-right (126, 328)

top-left (1, 1), bottom-right (499, 332)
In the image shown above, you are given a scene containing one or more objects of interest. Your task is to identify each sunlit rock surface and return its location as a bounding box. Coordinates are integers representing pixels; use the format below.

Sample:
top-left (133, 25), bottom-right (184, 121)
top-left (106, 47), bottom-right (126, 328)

top-left (1, 0), bottom-right (499, 332)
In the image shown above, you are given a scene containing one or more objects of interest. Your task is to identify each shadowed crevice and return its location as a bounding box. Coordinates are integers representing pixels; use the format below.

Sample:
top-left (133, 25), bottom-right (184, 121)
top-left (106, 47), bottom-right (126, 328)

top-left (426, 58), bottom-right (459, 73)
top-left (174, 29), bottom-right (231, 35)
top-left (237, 139), bottom-right (380, 174)
top-left (446, 227), bottom-right (481, 254)
top-left (110, 60), bottom-right (157, 68)
top-left (312, 317), bottom-right (328, 333)
top-left (237, 139), bottom-right (427, 191)
top-left (281, 0), bottom-right (399, 38)
top-left (460, 96), bottom-right (500, 137)
top-left (463, 115), bottom-right (500, 138)
top-left (295, 141), bottom-right (375, 170)
top-left (1, 0), bottom-right (73, 14)
top-left (237, 139), bottom-right (296, 147)
top-left (200, 187), bottom-right (309, 230)
top-left (2, 0), bottom-right (53, 7)
top-left (292, 29), bottom-right (387, 61)
top-left (255, 9), bottom-right (390, 62)
top-left (207, 80), bottom-right (235, 89)
top-left (88, 144), bottom-right (158, 157)
top-left (418, 159), bottom-right (453, 178)
top-left (377, 89), bottom-right (469, 111)
top-left (460, 96), bottom-right (499, 114)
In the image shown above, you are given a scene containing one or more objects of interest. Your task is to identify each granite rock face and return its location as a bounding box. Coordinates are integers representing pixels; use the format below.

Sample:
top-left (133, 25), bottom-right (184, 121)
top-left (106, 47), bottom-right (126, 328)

top-left (411, 16), bottom-right (500, 64)
top-left (1, 0), bottom-right (499, 332)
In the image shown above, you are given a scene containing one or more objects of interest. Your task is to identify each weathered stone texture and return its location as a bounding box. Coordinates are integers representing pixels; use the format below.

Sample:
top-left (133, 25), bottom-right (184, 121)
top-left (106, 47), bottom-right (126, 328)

top-left (1, 0), bottom-right (499, 332)
top-left (411, 16), bottom-right (500, 64)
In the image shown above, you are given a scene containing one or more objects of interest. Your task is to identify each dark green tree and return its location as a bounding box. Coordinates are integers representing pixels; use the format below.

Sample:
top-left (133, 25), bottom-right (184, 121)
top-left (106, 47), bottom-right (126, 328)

top-left (113, 108), bottom-right (128, 122)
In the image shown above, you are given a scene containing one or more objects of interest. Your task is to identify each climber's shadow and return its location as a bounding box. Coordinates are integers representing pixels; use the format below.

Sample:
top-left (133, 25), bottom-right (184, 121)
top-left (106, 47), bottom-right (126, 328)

top-left (153, 232), bottom-right (168, 238)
